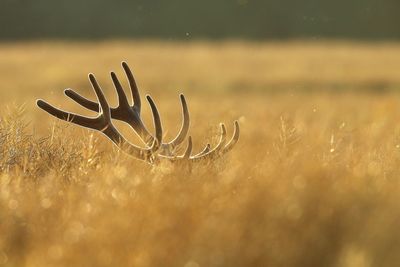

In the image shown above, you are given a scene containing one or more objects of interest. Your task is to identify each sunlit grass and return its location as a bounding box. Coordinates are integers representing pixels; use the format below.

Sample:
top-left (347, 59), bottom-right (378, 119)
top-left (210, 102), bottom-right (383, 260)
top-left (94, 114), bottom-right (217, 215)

top-left (1, 41), bottom-right (400, 267)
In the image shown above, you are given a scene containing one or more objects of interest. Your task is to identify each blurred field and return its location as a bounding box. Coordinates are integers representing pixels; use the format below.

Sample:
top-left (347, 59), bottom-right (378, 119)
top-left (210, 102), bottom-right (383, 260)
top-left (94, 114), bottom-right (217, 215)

top-left (1, 41), bottom-right (400, 267)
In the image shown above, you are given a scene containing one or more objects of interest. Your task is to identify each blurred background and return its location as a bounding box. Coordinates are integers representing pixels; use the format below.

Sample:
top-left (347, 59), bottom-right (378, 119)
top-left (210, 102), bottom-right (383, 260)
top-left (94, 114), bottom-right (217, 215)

top-left (1, 0), bottom-right (400, 40)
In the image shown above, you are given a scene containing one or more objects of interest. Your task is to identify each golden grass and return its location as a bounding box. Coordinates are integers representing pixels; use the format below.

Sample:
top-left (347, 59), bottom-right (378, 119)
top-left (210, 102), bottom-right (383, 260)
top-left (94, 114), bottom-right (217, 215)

top-left (1, 41), bottom-right (400, 267)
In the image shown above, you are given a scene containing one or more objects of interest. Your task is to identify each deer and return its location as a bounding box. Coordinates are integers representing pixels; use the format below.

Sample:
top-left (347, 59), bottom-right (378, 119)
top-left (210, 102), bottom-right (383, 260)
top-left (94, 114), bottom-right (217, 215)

top-left (36, 62), bottom-right (239, 165)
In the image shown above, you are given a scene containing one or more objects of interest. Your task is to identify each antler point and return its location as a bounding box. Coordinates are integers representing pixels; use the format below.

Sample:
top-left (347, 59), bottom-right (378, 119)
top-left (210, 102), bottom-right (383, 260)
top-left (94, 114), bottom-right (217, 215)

top-left (36, 99), bottom-right (44, 107)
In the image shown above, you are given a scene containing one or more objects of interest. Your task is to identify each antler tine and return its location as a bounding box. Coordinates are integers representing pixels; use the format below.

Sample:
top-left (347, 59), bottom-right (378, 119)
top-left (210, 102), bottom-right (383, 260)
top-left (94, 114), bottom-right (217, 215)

top-left (222, 120), bottom-right (240, 153)
top-left (190, 122), bottom-right (240, 161)
top-left (183, 136), bottom-right (193, 159)
top-left (145, 95), bottom-right (163, 146)
top-left (192, 143), bottom-right (211, 158)
top-left (160, 136), bottom-right (193, 161)
top-left (89, 74), bottom-right (111, 120)
top-left (165, 121), bottom-right (239, 162)
top-left (110, 71), bottom-right (131, 109)
top-left (164, 94), bottom-right (190, 149)
top-left (211, 123), bottom-right (228, 152)
top-left (191, 123), bottom-right (227, 160)
top-left (122, 61), bottom-right (141, 111)
top-left (64, 89), bottom-right (100, 112)
top-left (161, 122), bottom-right (234, 162)
top-left (36, 99), bottom-right (98, 129)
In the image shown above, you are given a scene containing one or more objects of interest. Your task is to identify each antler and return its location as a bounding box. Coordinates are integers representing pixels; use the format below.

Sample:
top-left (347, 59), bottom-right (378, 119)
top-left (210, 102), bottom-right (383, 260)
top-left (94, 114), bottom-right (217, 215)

top-left (36, 62), bottom-right (240, 164)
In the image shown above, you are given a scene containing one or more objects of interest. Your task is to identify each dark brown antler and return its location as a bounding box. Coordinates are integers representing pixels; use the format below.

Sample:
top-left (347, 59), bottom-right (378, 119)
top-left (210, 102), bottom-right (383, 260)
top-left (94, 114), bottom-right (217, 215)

top-left (63, 62), bottom-right (189, 156)
top-left (37, 62), bottom-right (240, 164)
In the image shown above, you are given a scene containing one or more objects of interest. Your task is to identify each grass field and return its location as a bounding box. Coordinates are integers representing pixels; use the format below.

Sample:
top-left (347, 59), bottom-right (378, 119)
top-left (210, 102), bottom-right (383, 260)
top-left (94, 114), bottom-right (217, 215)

top-left (1, 41), bottom-right (400, 267)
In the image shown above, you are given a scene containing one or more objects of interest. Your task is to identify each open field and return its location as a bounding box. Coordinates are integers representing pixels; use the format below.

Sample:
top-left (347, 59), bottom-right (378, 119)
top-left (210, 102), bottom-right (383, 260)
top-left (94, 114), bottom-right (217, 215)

top-left (1, 41), bottom-right (400, 266)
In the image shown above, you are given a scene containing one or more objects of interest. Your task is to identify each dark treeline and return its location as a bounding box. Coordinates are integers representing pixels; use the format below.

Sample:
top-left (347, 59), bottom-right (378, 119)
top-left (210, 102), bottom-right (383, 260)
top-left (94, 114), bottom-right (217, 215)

top-left (1, 0), bottom-right (400, 40)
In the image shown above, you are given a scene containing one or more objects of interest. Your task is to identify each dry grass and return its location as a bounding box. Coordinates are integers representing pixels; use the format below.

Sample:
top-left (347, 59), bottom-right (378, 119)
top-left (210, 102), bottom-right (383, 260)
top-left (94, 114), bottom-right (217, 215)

top-left (1, 41), bottom-right (400, 267)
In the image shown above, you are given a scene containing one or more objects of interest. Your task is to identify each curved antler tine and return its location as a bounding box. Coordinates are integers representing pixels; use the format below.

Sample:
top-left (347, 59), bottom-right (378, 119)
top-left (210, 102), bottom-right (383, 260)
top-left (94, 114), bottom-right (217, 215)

top-left (64, 89), bottom-right (100, 112)
top-left (89, 74), bottom-right (111, 121)
top-left (167, 94), bottom-right (190, 148)
top-left (110, 72), bottom-right (130, 108)
top-left (192, 123), bottom-right (227, 160)
top-left (182, 136), bottom-right (193, 159)
top-left (192, 143), bottom-right (211, 158)
top-left (36, 99), bottom-right (97, 129)
top-left (122, 61), bottom-right (141, 110)
top-left (223, 120), bottom-right (240, 153)
top-left (145, 95), bottom-right (163, 146)
top-left (215, 123), bottom-right (227, 151)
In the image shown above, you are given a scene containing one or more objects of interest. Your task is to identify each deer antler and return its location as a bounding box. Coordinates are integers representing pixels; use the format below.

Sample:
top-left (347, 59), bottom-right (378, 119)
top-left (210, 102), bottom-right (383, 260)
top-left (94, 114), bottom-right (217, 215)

top-left (36, 62), bottom-right (239, 164)
top-left (63, 62), bottom-right (188, 156)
